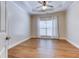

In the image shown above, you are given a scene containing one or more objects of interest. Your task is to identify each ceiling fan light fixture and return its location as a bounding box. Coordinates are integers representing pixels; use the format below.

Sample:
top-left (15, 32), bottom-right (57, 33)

top-left (42, 6), bottom-right (47, 10)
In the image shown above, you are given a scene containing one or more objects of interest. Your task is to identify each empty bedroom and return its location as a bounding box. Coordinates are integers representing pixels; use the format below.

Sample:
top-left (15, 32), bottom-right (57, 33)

top-left (0, 0), bottom-right (79, 58)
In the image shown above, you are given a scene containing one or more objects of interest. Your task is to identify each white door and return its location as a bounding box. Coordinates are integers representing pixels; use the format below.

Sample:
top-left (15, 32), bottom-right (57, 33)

top-left (0, 1), bottom-right (8, 58)
top-left (0, 33), bottom-right (7, 58)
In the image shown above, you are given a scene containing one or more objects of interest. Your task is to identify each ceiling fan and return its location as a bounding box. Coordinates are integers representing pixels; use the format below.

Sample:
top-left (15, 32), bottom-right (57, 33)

top-left (33, 1), bottom-right (53, 11)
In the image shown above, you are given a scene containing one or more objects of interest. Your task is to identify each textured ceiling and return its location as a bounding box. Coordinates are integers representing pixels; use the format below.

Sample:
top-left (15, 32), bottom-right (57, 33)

top-left (26, 1), bottom-right (73, 14)
top-left (14, 1), bottom-right (73, 14)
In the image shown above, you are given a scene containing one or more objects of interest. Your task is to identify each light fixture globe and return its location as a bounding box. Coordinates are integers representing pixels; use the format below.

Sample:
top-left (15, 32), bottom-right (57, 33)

top-left (42, 6), bottom-right (47, 10)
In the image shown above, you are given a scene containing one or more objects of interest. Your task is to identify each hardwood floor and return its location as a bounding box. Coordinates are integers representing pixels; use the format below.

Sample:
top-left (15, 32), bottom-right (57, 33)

top-left (8, 38), bottom-right (79, 58)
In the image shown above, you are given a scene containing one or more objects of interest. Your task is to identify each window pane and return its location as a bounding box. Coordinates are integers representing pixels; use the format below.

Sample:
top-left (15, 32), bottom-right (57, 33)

top-left (46, 20), bottom-right (53, 28)
top-left (40, 29), bottom-right (46, 36)
top-left (47, 29), bottom-right (52, 36)
top-left (39, 21), bottom-right (46, 28)
top-left (39, 19), bottom-right (58, 38)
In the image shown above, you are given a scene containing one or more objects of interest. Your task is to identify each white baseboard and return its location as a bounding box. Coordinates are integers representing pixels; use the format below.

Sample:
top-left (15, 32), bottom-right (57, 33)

top-left (66, 39), bottom-right (79, 48)
top-left (31, 36), bottom-right (66, 40)
top-left (31, 36), bottom-right (38, 38)
top-left (8, 37), bottom-right (31, 49)
top-left (59, 37), bottom-right (66, 40)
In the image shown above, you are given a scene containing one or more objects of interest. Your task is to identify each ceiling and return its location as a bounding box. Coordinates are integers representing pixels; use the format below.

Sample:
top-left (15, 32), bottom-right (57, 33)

top-left (14, 1), bottom-right (73, 15)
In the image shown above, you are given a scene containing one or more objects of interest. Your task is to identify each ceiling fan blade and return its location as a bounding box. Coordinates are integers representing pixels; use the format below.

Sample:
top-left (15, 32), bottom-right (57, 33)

top-left (36, 6), bottom-right (42, 8)
top-left (46, 8), bottom-right (53, 11)
top-left (38, 1), bottom-right (43, 4)
top-left (37, 10), bottom-right (46, 12)
top-left (47, 5), bottom-right (53, 7)
top-left (33, 9), bottom-right (46, 12)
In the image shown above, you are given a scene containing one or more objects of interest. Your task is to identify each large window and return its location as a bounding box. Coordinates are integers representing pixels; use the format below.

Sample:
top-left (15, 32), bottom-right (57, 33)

top-left (39, 20), bottom-right (53, 36)
top-left (38, 17), bottom-right (58, 38)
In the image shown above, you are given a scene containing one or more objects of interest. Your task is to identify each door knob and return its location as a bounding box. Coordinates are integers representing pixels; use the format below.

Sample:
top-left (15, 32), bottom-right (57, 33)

top-left (6, 36), bottom-right (10, 40)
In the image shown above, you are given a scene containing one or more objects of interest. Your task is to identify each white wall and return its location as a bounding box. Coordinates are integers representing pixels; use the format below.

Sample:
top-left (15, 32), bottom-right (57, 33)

top-left (31, 12), bottom-right (66, 39)
top-left (66, 2), bottom-right (79, 48)
top-left (6, 2), bottom-right (30, 48)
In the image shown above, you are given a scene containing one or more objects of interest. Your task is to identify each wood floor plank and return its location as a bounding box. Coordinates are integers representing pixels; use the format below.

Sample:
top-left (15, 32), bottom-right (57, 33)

top-left (8, 38), bottom-right (79, 58)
